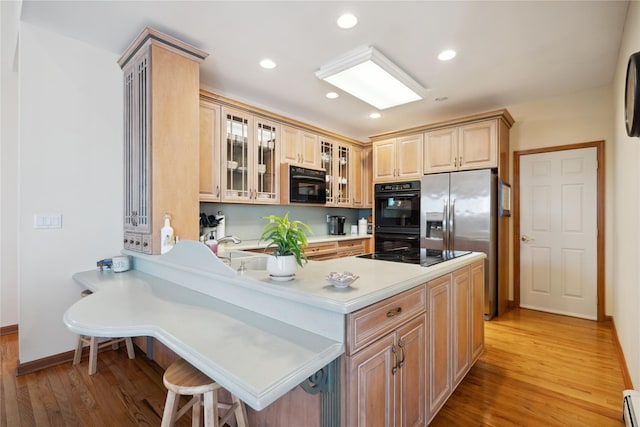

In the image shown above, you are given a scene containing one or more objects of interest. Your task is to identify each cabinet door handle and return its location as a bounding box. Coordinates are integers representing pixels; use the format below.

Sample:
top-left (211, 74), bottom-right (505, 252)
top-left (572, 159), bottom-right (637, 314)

top-left (216, 185), bottom-right (220, 197)
top-left (391, 344), bottom-right (398, 375)
top-left (397, 339), bottom-right (406, 369)
top-left (386, 307), bottom-right (402, 318)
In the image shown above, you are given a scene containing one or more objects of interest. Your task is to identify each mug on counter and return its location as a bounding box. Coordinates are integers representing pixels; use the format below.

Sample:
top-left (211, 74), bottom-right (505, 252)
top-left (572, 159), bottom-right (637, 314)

top-left (112, 255), bottom-right (131, 272)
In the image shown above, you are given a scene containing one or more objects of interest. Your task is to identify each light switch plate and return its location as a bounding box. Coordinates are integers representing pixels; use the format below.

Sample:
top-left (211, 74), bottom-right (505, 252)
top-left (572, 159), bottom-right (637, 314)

top-left (33, 214), bottom-right (62, 229)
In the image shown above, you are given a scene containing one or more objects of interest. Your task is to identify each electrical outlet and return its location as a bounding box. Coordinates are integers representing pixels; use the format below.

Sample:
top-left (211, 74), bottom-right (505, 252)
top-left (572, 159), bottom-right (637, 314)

top-left (33, 214), bottom-right (62, 229)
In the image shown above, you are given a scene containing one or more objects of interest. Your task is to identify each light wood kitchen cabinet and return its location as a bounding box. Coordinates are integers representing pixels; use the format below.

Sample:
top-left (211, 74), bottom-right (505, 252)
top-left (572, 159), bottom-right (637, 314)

top-left (245, 238), bottom-right (370, 260)
top-left (373, 134), bottom-right (423, 182)
top-left (119, 28), bottom-right (206, 254)
top-left (427, 261), bottom-right (485, 422)
top-left (427, 273), bottom-right (452, 421)
top-left (351, 145), bottom-right (372, 208)
top-left (470, 261), bottom-right (485, 362)
top-left (221, 107), bottom-right (279, 204)
top-left (199, 100), bottom-right (221, 202)
top-left (281, 125), bottom-right (320, 168)
top-left (321, 139), bottom-right (351, 206)
top-left (424, 119), bottom-right (497, 173)
top-left (346, 286), bottom-right (427, 427)
top-left (452, 267), bottom-right (471, 387)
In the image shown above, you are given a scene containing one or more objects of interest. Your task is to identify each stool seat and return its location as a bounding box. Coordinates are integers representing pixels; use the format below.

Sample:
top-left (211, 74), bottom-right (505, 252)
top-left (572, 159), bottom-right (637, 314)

top-left (161, 359), bottom-right (248, 427)
top-left (72, 289), bottom-right (135, 375)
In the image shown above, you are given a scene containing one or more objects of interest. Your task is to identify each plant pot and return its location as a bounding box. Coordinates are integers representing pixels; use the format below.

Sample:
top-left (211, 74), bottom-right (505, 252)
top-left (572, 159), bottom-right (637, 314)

top-left (267, 255), bottom-right (297, 280)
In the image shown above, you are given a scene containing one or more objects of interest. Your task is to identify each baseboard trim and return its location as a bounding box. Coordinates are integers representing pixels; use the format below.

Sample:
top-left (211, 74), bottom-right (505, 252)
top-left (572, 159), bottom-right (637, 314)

top-left (16, 349), bottom-right (76, 376)
top-left (610, 316), bottom-right (634, 389)
top-left (1, 324), bottom-right (18, 336)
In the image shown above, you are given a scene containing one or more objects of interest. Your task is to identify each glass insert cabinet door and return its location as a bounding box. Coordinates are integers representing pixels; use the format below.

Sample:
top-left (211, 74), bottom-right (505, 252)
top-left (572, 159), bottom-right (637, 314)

top-left (336, 144), bottom-right (350, 205)
top-left (255, 120), bottom-right (278, 201)
top-left (222, 107), bottom-right (279, 203)
top-left (321, 140), bottom-right (334, 204)
top-left (224, 109), bottom-right (251, 200)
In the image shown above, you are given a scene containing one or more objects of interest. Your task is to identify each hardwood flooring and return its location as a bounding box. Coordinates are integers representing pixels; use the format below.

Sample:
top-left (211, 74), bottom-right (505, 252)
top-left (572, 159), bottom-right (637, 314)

top-left (0, 309), bottom-right (627, 426)
top-left (431, 309), bottom-right (626, 426)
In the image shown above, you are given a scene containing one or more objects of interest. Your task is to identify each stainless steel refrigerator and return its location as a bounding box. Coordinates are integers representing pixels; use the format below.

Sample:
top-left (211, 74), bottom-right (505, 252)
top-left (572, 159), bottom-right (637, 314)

top-left (421, 169), bottom-right (497, 319)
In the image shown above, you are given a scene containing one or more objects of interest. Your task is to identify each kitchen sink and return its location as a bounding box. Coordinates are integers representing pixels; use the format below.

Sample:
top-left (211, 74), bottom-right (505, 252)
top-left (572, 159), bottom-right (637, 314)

top-left (233, 256), bottom-right (269, 272)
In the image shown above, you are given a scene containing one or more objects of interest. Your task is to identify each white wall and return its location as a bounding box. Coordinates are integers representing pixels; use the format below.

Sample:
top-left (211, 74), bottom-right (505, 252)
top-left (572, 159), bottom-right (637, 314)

top-left (1, 1), bottom-right (21, 327)
top-left (504, 86), bottom-right (615, 314)
top-left (612, 1), bottom-right (640, 388)
top-left (17, 23), bottom-right (122, 362)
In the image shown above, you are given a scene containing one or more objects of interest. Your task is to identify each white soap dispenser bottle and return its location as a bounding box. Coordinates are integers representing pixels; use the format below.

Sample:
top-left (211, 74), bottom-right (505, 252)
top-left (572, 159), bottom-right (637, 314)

top-left (160, 213), bottom-right (175, 254)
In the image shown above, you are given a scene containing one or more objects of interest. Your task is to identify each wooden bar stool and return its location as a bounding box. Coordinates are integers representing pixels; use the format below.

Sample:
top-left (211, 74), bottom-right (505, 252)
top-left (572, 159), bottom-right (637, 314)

top-left (72, 289), bottom-right (135, 375)
top-left (161, 358), bottom-right (248, 427)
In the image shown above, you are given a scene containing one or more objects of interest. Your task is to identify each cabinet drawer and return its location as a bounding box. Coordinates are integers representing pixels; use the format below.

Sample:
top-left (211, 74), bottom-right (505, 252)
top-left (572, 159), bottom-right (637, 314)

top-left (346, 284), bottom-right (426, 355)
top-left (305, 242), bottom-right (337, 257)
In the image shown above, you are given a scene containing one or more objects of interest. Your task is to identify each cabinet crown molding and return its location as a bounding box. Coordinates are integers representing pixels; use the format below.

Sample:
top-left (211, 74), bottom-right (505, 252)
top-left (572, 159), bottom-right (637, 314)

top-left (118, 27), bottom-right (209, 68)
top-left (369, 108), bottom-right (514, 142)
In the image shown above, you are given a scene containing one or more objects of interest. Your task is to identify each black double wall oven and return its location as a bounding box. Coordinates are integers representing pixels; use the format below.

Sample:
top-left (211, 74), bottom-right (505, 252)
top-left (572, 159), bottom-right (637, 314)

top-left (373, 180), bottom-right (421, 253)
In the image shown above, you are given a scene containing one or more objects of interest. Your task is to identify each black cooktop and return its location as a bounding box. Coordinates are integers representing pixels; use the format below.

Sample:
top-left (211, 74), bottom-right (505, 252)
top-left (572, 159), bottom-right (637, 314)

top-left (357, 248), bottom-right (471, 267)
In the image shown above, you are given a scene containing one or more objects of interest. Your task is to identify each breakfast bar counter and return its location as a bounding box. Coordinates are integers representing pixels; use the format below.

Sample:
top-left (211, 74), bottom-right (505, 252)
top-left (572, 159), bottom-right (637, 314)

top-left (65, 241), bottom-right (486, 420)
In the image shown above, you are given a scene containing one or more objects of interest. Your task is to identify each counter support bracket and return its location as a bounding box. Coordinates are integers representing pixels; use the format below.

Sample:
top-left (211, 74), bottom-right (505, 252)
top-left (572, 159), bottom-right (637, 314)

top-left (301, 357), bottom-right (341, 427)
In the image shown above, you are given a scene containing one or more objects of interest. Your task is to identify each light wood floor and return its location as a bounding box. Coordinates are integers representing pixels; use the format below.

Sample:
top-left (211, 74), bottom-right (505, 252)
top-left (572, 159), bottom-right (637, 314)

top-left (0, 309), bottom-right (627, 426)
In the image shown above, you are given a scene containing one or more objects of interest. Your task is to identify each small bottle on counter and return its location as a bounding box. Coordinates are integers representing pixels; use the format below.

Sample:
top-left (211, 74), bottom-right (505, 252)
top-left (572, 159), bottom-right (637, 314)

top-left (160, 213), bottom-right (175, 254)
top-left (205, 230), bottom-right (218, 255)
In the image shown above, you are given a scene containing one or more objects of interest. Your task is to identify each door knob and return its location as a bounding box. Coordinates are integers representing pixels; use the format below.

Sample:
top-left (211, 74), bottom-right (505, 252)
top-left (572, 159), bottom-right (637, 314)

top-left (521, 235), bottom-right (533, 242)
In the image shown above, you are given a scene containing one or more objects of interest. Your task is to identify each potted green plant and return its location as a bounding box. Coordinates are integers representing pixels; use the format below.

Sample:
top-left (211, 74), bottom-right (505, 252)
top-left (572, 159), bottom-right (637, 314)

top-left (260, 213), bottom-right (312, 280)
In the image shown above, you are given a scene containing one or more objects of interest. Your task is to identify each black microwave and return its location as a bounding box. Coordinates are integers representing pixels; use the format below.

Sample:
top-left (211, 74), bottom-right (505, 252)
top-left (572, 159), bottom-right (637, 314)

top-left (287, 165), bottom-right (327, 204)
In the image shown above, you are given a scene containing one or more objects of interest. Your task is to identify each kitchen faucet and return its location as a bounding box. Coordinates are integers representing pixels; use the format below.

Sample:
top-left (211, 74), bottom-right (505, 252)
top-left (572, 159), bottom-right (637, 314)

top-left (217, 236), bottom-right (242, 244)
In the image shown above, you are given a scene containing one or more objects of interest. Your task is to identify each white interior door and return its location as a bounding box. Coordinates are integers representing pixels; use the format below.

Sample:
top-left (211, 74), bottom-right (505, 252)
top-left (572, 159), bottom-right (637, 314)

top-left (519, 147), bottom-right (597, 320)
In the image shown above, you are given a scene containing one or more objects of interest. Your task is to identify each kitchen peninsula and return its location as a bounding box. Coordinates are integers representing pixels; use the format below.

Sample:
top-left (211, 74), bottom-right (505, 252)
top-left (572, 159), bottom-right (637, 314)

top-left (65, 241), bottom-right (485, 425)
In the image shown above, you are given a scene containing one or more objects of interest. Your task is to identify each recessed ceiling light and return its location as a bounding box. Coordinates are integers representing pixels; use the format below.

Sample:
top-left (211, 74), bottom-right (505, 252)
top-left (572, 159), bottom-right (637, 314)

top-left (369, 112), bottom-right (381, 119)
top-left (337, 13), bottom-right (358, 29)
top-left (438, 50), bottom-right (456, 61)
top-left (434, 96), bottom-right (449, 102)
top-left (260, 58), bottom-right (277, 69)
top-left (326, 92), bottom-right (339, 99)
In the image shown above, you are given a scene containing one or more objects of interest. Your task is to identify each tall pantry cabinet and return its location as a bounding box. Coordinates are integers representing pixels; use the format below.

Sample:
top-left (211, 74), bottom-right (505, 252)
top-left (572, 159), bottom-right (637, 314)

top-left (119, 28), bottom-right (208, 254)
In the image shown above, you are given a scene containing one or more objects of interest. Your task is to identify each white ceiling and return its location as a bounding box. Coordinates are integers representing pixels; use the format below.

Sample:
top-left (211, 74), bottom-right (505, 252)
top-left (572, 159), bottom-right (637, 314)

top-left (20, 1), bottom-right (629, 141)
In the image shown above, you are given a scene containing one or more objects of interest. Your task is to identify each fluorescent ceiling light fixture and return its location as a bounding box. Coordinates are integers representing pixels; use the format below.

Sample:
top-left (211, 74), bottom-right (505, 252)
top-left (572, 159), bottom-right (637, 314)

top-left (260, 58), bottom-right (277, 69)
top-left (438, 49), bottom-right (456, 61)
top-left (326, 91), bottom-right (339, 99)
top-left (337, 13), bottom-right (358, 29)
top-left (315, 46), bottom-right (424, 110)
top-left (369, 112), bottom-right (381, 119)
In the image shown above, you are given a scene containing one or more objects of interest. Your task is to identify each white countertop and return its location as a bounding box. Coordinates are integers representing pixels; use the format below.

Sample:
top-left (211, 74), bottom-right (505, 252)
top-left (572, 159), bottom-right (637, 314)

top-left (65, 241), bottom-right (485, 411)
top-left (66, 269), bottom-right (343, 410)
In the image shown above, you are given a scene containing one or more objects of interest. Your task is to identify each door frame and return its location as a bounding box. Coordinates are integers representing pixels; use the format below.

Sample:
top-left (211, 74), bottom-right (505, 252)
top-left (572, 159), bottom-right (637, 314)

top-left (513, 141), bottom-right (605, 321)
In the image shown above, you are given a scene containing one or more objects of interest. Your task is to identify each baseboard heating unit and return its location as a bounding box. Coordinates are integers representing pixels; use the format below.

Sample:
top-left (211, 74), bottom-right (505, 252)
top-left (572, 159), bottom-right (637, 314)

top-left (624, 390), bottom-right (640, 427)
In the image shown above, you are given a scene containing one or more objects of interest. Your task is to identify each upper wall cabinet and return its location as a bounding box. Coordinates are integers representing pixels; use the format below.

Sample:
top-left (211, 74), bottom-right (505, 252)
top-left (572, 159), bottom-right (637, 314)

top-left (281, 125), bottom-right (320, 168)
top-left (321, 139), bottom-right (352, 206)
top-left (424, 120), bottom-right (497, 173)
top-left (351, 146), bottom-right (372, 208)
top-left (372, 134), bottom-right (423, 182)
top-left (119, 27), bottom-right (207, 254)
top-left (199, 100), bottom-right (221, 202)
top-left (221, 107), bottom-right (279, 204)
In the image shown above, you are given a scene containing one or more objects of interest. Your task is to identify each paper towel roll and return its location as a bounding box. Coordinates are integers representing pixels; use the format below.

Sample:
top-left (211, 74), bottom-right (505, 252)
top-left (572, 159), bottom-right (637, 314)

top-left (358, 218), bottom-right (367, 235)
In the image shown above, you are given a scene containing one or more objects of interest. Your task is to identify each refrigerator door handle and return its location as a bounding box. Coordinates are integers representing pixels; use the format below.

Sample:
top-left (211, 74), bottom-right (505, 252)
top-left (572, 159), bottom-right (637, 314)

top-left (442, 199), bottom-right (449, 252)
top-left (449, 199), bottom-right (456, 252)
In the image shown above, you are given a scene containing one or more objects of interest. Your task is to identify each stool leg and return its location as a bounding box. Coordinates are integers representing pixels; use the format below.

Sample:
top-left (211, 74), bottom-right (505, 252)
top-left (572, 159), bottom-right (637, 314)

top-left (231, 395), bottom-right (248, 427)
top-left (88, 336), bottom-right (98, 375)
top-left (124, 337), bottom-right (135, 359)
top-left (203, 390), bottom-right (218, 427)
top-left (73, 336), bottom-right (84, 365)
top-left (161, 390), bottom-right (181, 427)
top-left (191, 395), bottom-right (203, 427)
